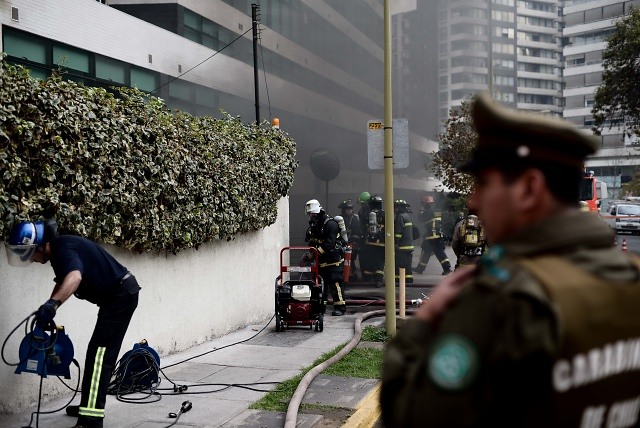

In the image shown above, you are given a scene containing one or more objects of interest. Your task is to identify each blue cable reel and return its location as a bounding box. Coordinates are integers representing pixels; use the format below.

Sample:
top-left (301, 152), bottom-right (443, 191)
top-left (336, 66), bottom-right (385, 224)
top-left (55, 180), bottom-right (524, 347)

top-left (15, 323), bottom-right (74, 379)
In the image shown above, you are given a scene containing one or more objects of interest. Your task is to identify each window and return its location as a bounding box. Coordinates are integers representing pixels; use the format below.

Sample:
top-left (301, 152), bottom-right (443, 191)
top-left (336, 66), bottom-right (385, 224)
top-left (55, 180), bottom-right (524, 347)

top-left (53, 45), bottom-right (90, 73)
top-left (96, 56), bottom-right (126, 84)
top-left (131, 68), bottom-right (157, 92)
top-left (3, 30), bottom-right (47, 64)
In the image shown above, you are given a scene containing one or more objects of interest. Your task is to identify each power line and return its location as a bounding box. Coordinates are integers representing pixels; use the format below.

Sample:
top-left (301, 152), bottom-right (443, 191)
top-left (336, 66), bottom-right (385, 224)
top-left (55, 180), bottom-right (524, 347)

top-left (151, 28), bottom-right (252, 95)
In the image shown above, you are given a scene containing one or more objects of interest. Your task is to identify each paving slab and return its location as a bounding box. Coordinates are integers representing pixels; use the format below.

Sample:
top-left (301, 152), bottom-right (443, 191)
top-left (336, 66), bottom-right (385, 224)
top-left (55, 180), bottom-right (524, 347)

top-left (302, 375), bottom-right (379, 409)
top-left (221, 409), bottom-right (322, 428)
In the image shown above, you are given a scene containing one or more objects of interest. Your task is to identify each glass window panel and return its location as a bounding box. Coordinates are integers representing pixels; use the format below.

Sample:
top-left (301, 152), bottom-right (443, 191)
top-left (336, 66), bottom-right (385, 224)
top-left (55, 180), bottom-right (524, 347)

top-left (169, 80), bottom-right (191, 101)
top-left (53, 45), bottom-right (90, 73)
top-left (131, 68), bottom-right (157, 92)
top-left (184, 9), bottom-right (199, 30)
top-left (96, 56), bottom-right (126, 84)
top-left (202, 35), bottom-right (217, 50)
top-left (184, 27), bottom-right (199, 43)
top-left (28, 67), bottom-right (48, 80)
top-left (4, 31), bottom-right (47, 64)
top-left (195, 86), bottom-right (218, 108)
top-left (202, 19), bottom-right (215, 36)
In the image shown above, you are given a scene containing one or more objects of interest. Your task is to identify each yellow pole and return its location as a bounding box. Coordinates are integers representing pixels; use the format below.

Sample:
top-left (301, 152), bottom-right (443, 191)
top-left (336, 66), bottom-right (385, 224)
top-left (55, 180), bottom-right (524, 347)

top-left (383, 0), bottom-right (396, 337)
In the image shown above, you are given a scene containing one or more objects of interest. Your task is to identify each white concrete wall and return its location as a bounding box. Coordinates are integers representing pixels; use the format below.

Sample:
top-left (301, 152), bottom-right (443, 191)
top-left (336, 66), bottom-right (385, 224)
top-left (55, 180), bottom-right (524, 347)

top-left (0, 198), bottom-right (289, 414)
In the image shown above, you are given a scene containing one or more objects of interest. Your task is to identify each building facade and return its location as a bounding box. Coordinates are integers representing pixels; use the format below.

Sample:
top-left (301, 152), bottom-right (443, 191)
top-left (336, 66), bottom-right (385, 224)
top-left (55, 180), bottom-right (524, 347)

top-left (562, 0), bottom-right (640, 197)
top-left (1, 0), bottom-right (441, 243)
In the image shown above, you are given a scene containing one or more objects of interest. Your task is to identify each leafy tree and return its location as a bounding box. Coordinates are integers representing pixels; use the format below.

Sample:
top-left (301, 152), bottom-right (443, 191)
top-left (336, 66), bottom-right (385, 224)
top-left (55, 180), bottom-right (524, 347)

top-left (429, 98), bottom-right (476, 195)
top-left (621, 171), bottom-right (640, 196)
top-left (592, 7), bottom-right (640, 138)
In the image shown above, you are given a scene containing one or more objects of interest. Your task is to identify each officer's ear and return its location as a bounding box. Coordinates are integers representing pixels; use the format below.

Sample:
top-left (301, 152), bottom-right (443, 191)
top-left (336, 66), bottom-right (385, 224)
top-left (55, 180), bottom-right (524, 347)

top-left (514, 168), bottom-right (546, 212)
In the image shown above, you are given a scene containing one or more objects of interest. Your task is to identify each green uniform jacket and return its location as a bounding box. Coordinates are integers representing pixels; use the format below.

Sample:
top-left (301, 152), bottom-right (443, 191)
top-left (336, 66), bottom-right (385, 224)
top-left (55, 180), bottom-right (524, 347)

top-left (381, 212), bottom-right (640, 427)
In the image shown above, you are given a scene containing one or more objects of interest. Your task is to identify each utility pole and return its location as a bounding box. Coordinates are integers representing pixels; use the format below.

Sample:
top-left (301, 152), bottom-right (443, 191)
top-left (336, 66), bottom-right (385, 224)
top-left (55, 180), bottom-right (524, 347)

top-left (383, 0), bottom-right (396, 337)
top-left (252, 3), bottom-right (260, 124)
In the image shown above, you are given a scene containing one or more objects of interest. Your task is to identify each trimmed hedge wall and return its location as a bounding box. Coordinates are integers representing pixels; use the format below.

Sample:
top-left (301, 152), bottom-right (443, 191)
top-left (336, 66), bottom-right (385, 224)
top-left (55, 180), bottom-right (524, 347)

top-left (0, 60), bottom-right (298, 253)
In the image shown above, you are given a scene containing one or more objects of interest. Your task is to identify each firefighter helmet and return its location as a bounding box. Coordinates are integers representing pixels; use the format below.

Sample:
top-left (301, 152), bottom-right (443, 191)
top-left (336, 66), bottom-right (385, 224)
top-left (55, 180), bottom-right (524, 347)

top-left (394, 199), bottom-right (411, 212)
top-left (305, 199), bottom-right (322, 215)
top-left (359, 192), bottom-right (371, 204)
top-left (338, 199), bottom-right (354, 210)
top-left (369, 195), bottom-right (383, 210)
top-left (422, 195), bottom-right (434, 204)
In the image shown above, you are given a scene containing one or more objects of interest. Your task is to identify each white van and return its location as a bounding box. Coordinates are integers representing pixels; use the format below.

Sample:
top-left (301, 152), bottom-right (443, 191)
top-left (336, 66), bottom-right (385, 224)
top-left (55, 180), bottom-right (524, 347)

top-left (610, 203), bottom-right (640, 234)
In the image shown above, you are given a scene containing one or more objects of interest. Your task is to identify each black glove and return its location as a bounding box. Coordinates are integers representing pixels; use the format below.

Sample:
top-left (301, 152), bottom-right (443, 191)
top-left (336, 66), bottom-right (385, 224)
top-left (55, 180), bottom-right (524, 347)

top-left (36, 299), bottom-right (61, 327)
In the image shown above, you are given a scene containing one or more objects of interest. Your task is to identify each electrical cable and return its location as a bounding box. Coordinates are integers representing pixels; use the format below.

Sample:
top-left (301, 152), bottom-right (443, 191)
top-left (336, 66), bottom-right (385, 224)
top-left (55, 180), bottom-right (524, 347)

top-left (257, 27), bottom-right (272, 121)
top-left (161, 314), bottom-right (275, 370)
top-left (22, 359), bottom-right (81, 428)
top-left (1, 312), bottom-right (36, 366)
top-left (150, 28), bottom-right (252, 95)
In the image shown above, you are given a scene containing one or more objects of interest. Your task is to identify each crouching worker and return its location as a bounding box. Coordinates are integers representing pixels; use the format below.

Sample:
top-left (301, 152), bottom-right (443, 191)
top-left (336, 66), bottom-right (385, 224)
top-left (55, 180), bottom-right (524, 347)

top-left (5, 219), bottom-right (140, 428)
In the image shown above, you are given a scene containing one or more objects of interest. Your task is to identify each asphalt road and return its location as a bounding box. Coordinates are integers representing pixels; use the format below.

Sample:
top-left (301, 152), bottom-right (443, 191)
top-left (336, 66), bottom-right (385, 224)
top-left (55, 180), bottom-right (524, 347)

top-left (614, 230), bottom-right (640, 254)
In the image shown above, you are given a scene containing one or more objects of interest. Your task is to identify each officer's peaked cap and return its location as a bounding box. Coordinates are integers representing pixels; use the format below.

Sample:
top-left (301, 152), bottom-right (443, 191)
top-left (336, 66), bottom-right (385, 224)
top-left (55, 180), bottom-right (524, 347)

top-left (459, 92), bottom-right (599, 174)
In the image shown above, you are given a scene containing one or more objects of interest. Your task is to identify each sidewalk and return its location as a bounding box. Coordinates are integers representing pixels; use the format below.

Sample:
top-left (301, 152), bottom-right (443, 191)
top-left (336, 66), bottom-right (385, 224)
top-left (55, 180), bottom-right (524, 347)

top-left (0, 247), bottom-right (455, 428)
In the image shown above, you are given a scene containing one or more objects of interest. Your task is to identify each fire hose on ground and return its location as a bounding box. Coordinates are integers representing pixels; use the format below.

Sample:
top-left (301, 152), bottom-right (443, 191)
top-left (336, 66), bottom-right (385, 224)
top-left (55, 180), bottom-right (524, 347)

top-left (283, 308), bottom-right (416, 428)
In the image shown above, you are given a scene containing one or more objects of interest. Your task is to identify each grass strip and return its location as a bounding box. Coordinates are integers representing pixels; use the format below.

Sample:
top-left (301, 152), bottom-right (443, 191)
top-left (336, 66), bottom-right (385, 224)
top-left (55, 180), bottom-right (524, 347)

top-left (250, 343), bottom-right (346, 412)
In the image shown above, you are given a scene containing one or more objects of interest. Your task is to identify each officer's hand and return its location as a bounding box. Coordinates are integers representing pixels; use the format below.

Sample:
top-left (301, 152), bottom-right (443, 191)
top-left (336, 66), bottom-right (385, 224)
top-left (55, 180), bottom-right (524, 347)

top-left (416, 268), bottom-right (475, 324)
top-left (36, 299), bottom-right (60, 327)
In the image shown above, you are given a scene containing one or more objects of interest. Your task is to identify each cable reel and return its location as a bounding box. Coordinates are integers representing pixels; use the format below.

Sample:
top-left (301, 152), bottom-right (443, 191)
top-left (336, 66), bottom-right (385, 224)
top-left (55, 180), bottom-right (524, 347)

top-left (15, 323), bottom-right (74, 379)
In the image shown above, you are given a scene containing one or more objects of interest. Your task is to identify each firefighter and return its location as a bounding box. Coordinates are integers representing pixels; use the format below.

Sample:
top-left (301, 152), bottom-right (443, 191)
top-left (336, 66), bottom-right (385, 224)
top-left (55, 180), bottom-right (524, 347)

top-left (415, 195), bottom-right (452, 275)
top-left (5, 219), bottom-right (140, 428)
top-left (304, 199), bottom-right (347, 316)
top-left (451, 211), bottom-right (487, 269)
top-left (362, 195), bottom-right (385, 287)
top-left (356, 192), bottom-right (371, 279)
top-left (338, 199), bottom-right (361, 282)
top-left (394, 199), bottom-right (414, 284)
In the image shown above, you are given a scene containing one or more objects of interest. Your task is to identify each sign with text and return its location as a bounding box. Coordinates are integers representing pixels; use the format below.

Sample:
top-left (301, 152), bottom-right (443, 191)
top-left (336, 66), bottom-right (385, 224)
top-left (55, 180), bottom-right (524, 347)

top-left (367, 118), bottom-right (409, 170)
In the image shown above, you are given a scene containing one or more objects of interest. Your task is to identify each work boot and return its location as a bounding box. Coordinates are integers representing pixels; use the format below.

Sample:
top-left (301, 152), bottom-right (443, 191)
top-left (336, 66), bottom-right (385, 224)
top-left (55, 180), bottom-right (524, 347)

top-left (66, 405), bottom-right (79, 417)
top-left (442, 269), bottom-right (452, 276)
top-left (74, 416), bottom-right (103, 428)
top-left (331, 305), bottom-right (347, 316)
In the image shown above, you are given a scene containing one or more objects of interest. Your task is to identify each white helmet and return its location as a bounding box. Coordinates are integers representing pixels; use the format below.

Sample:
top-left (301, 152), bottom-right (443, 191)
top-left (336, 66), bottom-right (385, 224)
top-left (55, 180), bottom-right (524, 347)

top-left (305, 199), bottom-right (322, 215)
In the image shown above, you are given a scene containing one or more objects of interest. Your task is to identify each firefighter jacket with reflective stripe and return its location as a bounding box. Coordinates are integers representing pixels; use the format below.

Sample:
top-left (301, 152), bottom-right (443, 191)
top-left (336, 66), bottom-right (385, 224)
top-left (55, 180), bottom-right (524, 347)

top-left (306, 212), bottom-right (344, 267)
top-left (420, 206), bottom-right (442, 239)
top-left (394, 212), bottom-right (414, 251)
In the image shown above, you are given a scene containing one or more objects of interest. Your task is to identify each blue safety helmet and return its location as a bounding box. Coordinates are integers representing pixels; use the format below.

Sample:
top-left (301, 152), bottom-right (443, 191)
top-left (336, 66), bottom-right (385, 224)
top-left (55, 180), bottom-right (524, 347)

top-left (5, 221), bottom-right (54, 266)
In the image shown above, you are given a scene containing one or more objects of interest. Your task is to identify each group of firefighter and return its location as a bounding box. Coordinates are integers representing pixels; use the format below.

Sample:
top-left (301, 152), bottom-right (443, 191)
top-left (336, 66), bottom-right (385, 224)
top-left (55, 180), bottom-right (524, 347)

top-left (305, 193), bottom-right (488, 287)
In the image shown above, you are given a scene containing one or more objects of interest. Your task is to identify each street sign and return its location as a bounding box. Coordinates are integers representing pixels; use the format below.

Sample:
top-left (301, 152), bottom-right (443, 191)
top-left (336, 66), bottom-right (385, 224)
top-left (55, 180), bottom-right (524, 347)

top-left (367, 118), bottom-right (409, 169)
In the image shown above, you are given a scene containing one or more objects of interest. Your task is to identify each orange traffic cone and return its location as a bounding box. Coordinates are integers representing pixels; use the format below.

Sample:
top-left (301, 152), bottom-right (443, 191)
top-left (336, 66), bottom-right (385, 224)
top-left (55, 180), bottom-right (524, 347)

top-left (622, 239), bottom-right (628, 252)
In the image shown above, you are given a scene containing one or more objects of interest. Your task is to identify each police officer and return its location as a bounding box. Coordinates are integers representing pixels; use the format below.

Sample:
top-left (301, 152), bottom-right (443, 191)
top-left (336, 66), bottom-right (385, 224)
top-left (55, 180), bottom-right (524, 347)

top-left (362, 195), bottom-right (385, 287)
top-left (5, 219), bottom-right (140, 428)
top-left (304, 199), bottom-right (347, 316)
top-left (381, 92), bottom-right (640, 427)
top-left (338, 199), bottom-right (361, 282)
top-left (451, 210), bottom-right (487, 269)
top-left (394, 199), bottom-right (414, 284)
top-left (415, 195), bottom-right (452, 275)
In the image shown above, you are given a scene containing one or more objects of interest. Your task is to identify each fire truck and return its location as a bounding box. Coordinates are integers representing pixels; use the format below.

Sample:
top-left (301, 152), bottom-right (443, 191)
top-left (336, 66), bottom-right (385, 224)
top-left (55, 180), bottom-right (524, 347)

top-left (579, 170), bottom-right (608, 212)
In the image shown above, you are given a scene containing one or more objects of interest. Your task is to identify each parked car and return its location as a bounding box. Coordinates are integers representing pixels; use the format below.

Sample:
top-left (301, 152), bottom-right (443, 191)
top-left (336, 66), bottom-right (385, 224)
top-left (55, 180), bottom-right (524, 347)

top-left (610, 203), bottom-right (640, 234)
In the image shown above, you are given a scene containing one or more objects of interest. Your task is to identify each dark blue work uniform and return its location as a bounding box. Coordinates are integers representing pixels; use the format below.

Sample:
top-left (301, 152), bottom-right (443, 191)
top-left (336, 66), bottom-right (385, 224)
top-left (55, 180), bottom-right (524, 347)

top-left (50, 235), bottom-right (140, 427)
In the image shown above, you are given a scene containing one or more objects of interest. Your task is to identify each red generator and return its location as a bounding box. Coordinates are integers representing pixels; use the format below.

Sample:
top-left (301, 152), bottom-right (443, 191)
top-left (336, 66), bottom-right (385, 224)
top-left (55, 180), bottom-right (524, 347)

top-left (274, 246), bottom-right (325, 332)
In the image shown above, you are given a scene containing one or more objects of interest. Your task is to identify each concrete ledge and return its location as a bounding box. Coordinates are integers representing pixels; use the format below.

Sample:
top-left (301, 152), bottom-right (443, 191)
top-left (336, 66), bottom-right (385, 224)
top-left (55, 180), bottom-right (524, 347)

top-left (342, 382), bottom-right (381, 428)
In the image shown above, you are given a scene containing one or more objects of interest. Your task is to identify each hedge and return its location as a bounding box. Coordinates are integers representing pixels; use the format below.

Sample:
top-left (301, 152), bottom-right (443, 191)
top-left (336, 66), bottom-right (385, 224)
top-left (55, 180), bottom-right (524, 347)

top-left (0, 59), bottom-right (298, 253)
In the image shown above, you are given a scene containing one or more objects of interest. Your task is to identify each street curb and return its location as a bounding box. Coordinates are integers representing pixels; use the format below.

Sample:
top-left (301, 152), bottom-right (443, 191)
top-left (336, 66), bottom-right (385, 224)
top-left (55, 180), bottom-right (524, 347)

top-left (342, 382), bottom-right (381, 428)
